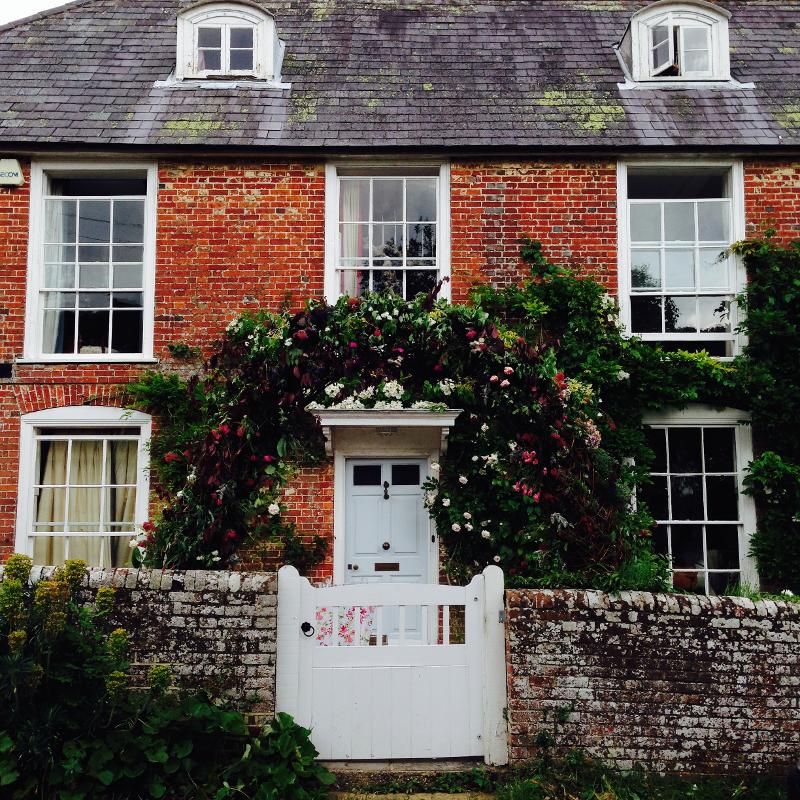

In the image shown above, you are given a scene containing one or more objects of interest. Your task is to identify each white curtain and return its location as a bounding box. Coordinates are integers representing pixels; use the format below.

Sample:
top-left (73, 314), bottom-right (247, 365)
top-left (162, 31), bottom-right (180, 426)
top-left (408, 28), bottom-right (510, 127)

top-left (41, 200), bottom-right (64, 354)
top-left (34, 439), bottom-right (138, 568)
top-left (341, 181), bottom-right (364, 297)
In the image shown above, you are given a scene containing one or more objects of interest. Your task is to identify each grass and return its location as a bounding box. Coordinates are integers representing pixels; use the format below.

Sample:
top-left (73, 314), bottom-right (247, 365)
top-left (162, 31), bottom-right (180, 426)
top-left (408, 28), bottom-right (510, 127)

top-left (343, 754), bottom-right (787, 799)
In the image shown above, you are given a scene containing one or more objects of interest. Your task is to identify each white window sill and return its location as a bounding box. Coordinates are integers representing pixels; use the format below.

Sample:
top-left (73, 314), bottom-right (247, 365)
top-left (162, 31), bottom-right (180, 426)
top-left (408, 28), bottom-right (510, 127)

top-left (153, 74), bottom-right (290, 90)
top-left (618, 77), bottom-right (754, 91)
top-left (16, 358), bottom-right (159, 365)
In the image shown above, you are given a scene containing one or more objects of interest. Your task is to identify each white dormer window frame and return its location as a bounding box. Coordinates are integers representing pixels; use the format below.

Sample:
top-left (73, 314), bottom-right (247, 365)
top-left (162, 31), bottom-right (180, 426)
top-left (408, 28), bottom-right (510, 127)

top-left (176, 2), bottom-right (281, 81)
top-left (626, 0), bottom-right (731, 83)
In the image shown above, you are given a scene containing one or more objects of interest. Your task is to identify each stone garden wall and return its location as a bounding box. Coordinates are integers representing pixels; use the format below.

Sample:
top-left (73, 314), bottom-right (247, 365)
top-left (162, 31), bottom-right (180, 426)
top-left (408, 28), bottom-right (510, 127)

top-left (506, 588), bottom-right (800, 775)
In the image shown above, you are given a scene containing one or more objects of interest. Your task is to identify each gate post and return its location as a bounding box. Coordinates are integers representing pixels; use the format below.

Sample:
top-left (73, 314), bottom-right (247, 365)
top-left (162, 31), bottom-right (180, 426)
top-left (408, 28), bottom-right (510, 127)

top-left (275, 565), bottom-right (302, 723)
top-left (482, 565), bottom-right (508, 765)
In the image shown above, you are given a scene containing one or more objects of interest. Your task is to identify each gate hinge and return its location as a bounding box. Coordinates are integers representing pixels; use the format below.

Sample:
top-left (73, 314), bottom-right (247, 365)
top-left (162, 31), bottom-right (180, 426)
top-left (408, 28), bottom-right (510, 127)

top-left (498, 609), bottom-right (506, 623)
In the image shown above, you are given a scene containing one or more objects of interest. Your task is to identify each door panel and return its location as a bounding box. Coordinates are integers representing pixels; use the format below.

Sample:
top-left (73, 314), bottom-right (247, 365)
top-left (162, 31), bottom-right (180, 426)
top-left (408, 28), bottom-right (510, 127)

top-left (389, 494), bottom-right (422, 554)
top-left (352, 495), bottom-right (381, 555)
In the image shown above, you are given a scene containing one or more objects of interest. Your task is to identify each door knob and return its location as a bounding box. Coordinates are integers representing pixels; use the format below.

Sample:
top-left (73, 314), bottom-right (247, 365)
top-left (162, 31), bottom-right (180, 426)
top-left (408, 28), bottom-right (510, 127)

top-left (382, 541), bottom-right (390, 551)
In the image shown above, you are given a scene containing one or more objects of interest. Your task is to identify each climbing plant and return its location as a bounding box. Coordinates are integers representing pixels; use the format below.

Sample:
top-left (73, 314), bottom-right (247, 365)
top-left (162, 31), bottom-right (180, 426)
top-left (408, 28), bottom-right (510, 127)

top-left (129, 240), bottom-right (744, 590)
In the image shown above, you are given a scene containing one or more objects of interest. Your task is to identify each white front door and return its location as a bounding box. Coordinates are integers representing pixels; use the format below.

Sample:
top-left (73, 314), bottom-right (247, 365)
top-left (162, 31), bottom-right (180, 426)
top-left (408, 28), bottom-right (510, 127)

top-left (344, 458), bottom-right (430, 585)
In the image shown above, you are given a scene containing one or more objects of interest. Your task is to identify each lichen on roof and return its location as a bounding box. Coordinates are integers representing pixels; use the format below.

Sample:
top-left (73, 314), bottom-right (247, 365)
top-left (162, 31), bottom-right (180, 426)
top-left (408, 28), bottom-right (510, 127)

top-left (289, 91), bottom-right (318, 123)
top-left (776, 104), bottom-right (800, 130)
top-left (529, 89), bottom-right (625, 132)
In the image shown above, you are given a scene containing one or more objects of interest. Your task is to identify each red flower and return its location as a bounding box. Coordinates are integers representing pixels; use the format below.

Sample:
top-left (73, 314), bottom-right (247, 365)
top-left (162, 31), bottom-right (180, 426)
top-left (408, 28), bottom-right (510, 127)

top-left (295, 329), bottom-right (308, 341)
top-left (225, 529), bottom-right (237, 541)
top-left (164, 452), bottom-right (180, 463)
top-left (142, 521), bottom-right (155, 532)
top-left (466, 330), bottom-right (478, 340)
top-left (263, 455), bottom-right (274, 463)
top-left (182, 450), bottom-right (191, 459)
top-left (219, 423), bottom-right (231, 435)
top-left (373, 328), bottom-right (382, 338)
top-left (250, 455), bottom-right (258, 462)
top-left (236, 426), bottom-right (246, 438)
top-left (348, 341), bottom-right (358, 349)
top-left (347, 297), bottom-right (361, 308)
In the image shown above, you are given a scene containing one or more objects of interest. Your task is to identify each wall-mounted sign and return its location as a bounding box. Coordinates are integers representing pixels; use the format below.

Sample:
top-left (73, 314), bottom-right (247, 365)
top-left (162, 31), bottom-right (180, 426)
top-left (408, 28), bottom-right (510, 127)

top-left (0, 159), bottom-right (24, 187)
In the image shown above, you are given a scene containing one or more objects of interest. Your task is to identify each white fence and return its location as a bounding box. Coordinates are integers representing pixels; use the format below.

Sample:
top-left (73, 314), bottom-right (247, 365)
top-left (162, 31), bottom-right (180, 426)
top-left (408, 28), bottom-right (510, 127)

top-left (276, 565), bottom-right (508, 764)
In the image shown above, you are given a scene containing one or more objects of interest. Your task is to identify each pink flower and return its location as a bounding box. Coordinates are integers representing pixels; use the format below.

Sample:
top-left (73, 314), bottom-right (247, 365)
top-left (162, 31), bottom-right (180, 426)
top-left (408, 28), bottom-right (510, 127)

top-left (263, 455), bottom-right (274, 463)
top-left (504, 366), bottom-right (514, 375)
top-left (500, 380), bottom-right (510, 388)
top-left (466, 330), bottom-right (478, 340)
top-left (349, 341), bottom-right (358, 349)
top-left (490, 375), bottom-right (499, 383)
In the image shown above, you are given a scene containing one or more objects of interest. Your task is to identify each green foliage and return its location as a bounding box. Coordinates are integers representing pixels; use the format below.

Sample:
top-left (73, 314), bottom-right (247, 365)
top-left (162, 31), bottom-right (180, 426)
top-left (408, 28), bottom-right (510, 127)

top-left (0, 558), bottom-right (333, 799)
top-left (497, 752), bottom-right (784, 800)
top-left (167, 341), bottom-right (203, 360)
top-left (733, 236), bottom-right (800, 591)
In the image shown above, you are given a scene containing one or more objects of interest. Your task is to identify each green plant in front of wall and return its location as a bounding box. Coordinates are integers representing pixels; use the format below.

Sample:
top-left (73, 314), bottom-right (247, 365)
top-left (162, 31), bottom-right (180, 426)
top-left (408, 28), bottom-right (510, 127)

top-left (0, 554), bottom-right (334, 799)
top-left (731, 235), bottom-right (800, 592)
top-left (127, 240), bottom-right (742, 590)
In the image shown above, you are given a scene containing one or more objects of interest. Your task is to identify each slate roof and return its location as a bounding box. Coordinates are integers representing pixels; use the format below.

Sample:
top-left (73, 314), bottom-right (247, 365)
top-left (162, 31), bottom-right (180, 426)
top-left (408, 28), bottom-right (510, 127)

top-left (0, 0), bottom-right (799, 152)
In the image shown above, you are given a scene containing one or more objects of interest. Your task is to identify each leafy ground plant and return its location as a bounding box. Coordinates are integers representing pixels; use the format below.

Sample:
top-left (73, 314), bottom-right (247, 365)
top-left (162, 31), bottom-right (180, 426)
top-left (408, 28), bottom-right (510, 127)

top-left (0, 554), bottom-right (333, 799)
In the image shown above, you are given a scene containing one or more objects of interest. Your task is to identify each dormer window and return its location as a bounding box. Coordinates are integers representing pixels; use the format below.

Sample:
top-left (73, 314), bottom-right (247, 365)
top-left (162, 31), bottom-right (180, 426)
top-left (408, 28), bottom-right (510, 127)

top-left (176, 1), bottom-right (285, 82)
top-left (618, 0), bottom-right (731, 84)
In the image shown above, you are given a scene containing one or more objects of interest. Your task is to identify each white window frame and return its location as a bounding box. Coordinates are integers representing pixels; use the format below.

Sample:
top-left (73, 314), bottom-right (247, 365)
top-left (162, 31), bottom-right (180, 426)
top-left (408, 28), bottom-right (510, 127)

top-left (21, 161), bottom-right (158, 364)
top-left (324, 162), bottom-right (451, 303)
top-left (616, 159), bottom-right (746, 358)
top-left (14, 406), bottom-right (152, 565)
top-left (176, 2), bottom-right (279, 81)
top-left (631, 1), bottom-right (731, 82)
top-left (642, 406), bottom-right (758, 593)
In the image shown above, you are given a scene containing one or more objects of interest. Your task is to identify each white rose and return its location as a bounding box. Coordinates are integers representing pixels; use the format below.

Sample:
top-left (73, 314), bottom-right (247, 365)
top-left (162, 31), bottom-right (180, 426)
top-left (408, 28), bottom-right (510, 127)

top-left (464, 523), bottom-right (473, 532)
top-left (442, 498), bottom-right (451, 507)
top-left (451, 523), bottom-right (461, 532)
top-left (268, 503), bottom-right (280, 516)
top-left (481, 530), bottom-right (491, 540)
top-left (430, 462), bottom-right (440, 471)
top-left (459, 476), bottom-right (468, 485)
top-left (493, 555), bottom-right (501, 563)
top-left (284, 338), bottom-right (293, 346)
top-left (463, 512), bottom-right (472, 520)
top-left (481, 423), bottom-right (489, 433)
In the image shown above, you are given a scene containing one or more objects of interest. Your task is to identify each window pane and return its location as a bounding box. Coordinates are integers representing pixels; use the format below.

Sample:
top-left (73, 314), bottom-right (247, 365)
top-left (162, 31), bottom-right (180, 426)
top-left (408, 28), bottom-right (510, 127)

top-left (392, 465), bottom-right (421, 486)
top-left (230, 27), bottom-right (254, 48)
top-left (42, 310), bottom-right (75, 354)
top-left (340, 179), bottom-right (370, 222)
top-left (704, 428), bottom-right (735, 472)
top-left (77, 310), bottom-right (110, 352)
top-left (671, 476), bottom-right (704, 519)
top-left (706, 476), bottom-right (739, 520)
top-left (372, 269), bottom-right (402, 295)
top-left (339, 224), bottom-right (369, 260)
top-left (406, 270), bottom-right (437, 298)
top-left (631, 296), bottom-right (663, 333)
top-left (79, 292), bottom-right (110, 309)
top-left (708, 571), bottom-right (737, 595)
top-left (653, 526), bottom-right (668, 556)
top-left (683, 49), bottom-right (710, 74)
top-left (630, 203), bottom-right (661, 242)
top-left (665, 250), bottom-right (695, 290)
top-left (652, 40), bottom-right (670, 70)
top-left (69, 440), bottom-right (103, 485)
top-left (406, 223), bottom-right (436, 258)
top-left (230, 50), bottom-right (254, 70)
top-left (664, 202), bottom-right (695, 241)
top-left (698, 201), bottom-right (729, 242)
top-left (646, 428), bottom-right (667, 472)
top-left (673, 570), bottom-right (704, 593)
top-left (706, 525), bottom-right (740, 569)
top-left (373, 180), bottom-right (403, 221)
top-left (198, 27), bottom-right (222, 47)
top-left (631, 250), bottom-right (661, 289)
top-left (113, 201), bottom-right (144, 243)
top-left (683, 27), bottom-right (708, 50)
top-left (664, 296), bottom-right (697, 333)
top-left (113, 245), bottom-right (144, 263)
top-left (111, 311), bottom-right (144, 354)
top-left (45, 199), bottom-right (76, 243)
top-left (78, 245), bottom-right (109, 263)
top-left (79, 201), bottom-right (111, 243)
top-left (374, 224), bottom-right (403, 259)
top-left (671, 525), bottom-right (704, 568)
top-left (45, 245), bottom-right (76, 263)
top-left (199, 50), bottom-right (221, 71)
top-left (660, 340), bottom-right (731, 357)
top-left (353, 465), bottom-right (381, 486)
top-left (668, 427), bottom-right (702, 472)
top-left (406, 179), bottom-right (437, 222)
top-left (113, 264), bottom-right (143, 289)
top-left (699, 297), bottom-right (730, 333)
top-left (79, 264), bottom-right (109, 289)
top-left (651, 24), bottom-right (670, 48)
top-left (44, 264), bottom-right (75, 289)
top-left (37, 440), bottom-right (67, 484)
top-left (67, 487), bottom-right (102, 529)
top-left (698, 249), bottom-right (729, 290)
top-left (112, 292), bottom-right (143, 309)
top-left (641, 476), bottom-right (668, 520)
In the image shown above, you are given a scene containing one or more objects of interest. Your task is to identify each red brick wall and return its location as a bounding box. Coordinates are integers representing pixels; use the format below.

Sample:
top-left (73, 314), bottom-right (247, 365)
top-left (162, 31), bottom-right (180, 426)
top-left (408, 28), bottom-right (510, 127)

top-left (449, 160), bottom-right (619, 301)
top-left (506, 589), bottom-right (800, 775)
top-left (744, 161), bottom-right (800, 241)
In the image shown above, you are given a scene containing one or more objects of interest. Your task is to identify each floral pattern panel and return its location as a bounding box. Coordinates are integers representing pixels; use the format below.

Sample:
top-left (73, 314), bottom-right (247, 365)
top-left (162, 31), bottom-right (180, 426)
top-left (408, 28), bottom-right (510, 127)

top-left (315, 605), bottom-right (376, 646)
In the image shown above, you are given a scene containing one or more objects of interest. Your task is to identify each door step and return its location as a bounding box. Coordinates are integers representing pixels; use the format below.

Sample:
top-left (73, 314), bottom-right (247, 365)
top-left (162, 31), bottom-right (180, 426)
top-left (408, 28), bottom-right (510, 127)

top-left (326, 758), bottom-right (504, 792)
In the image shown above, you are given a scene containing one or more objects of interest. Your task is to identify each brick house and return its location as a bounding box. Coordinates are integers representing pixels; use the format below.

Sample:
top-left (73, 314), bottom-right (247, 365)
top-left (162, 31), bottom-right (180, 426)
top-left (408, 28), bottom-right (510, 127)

top-left (0, 0), bottom-right (798, 594)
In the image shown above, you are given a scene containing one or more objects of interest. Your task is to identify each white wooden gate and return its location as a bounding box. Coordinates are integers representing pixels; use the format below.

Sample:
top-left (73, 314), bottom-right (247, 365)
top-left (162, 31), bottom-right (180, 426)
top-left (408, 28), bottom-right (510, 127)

top-left (276, 566), bottom-right (508, 764)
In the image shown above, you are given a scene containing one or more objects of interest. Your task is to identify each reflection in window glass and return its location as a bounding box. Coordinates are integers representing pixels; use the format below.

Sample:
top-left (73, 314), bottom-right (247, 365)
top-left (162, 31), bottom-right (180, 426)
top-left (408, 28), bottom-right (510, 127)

top-left (644, 424), bottom-right (743, 595)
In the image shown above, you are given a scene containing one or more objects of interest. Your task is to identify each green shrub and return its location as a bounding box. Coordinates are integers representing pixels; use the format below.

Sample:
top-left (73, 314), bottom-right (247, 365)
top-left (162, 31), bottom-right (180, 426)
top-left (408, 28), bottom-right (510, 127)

top-left (0, 556), bottom-right (333, 799)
